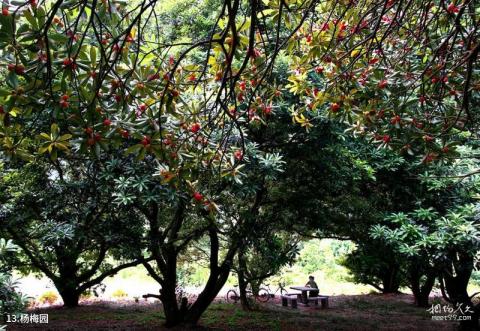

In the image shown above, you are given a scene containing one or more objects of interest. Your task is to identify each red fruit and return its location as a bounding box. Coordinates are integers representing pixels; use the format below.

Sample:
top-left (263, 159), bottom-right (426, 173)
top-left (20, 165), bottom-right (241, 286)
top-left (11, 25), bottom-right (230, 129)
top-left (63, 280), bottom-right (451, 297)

top-left (29, 0), bottom-right (37, 7)
top-left (305, 34), bottom-right (312, 43)
top-left (423, 153), bottom-right (435, 163)
top-left (2, 8), bottom-right (9, 16)
top-left (138, 104), bottom-right (147, 112)
top-left (330, 103), bottom-right (340, 113)
top-left (169, 55), bottom-right (175, 66)
top-left (120, 129), bottom-right (129, 138)
top-left (103, 118), bottom-right (111, 126)
top-left (248, 48), bottom-right (261, 58)
top-left (94, 133), bottom-right (102, 141)
top-left (188, 73), bottom-right (196, 82)
top-left (413, 119), bottom-right (424, 129)
top-left (87, 138), bottom-right (95, 146)
top-left (431, 77), bottom-right (439, 84)
top-left (0, 105), bottom-right (4, 114)
top-left (63, 58), bottom-right (73, 67)
top-left (7, 63), bottom-right (15, 72)
top-left (239, 81), bottom-right (246, 91)
top-left (423, 135), bottom-right (434, 142)
top-left (14, 65), bottom-right (25, 75)
top-left (84, 127), bottom-right (93, 135)
top-left (234, 150), bottom-right (243, 161)
top-left (190, 123), bottom-right (201, 133)
top-left (390, 115), bottom-right (401, 125)
top-left (442, 146), bottom-right (449, 153)
top-left (193, 192), bottom-right (203, 202)
top-left (378, 80), bottom-right (388, 89)
top-left (141, 136), bottom-right (150, 147)
top-left (449, 89), bottom-right (457, 95)
top-left (66, 30), bottom-right (78, 41)
top-left (315, 66), bottom-right (324, 74)
top-left (237, 92), bottom-right (244, 102)
top-left (59, 101), bottom-right (69, 108)
top-left (382, 135), bottom-right (391, 143)
top-left (114, 94), bottom-right (122, 103)
top-left (248, 108), bottom-right (256, 120)
top-left (89, 71), bottom-right (97, 79)
top-left (61, 94), bottom-right (69, 101)
top-left (171, 90), bottom-right (179, 97)
top-left (263, 105), bottom-right (272, 115)
top-left (419, 95), bottom-right (426, 103)
top-left (147, 73), bottom-right (160, 81)
top-left (447, 3), bottom-right (459, 13)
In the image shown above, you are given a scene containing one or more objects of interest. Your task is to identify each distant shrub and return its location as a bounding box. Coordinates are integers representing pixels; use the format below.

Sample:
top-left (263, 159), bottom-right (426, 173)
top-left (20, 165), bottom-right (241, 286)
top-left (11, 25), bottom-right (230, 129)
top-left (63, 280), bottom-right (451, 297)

top-left (80, 290), bottom-right (93, 301)
top-left (0, 272), bottom-right (30, 314)
top-left (39, 290), bottom-right (58, 305)
top-left (112, 289), bottom-right (128, 298)
top-left (471, 271), bottom-right (480, 286)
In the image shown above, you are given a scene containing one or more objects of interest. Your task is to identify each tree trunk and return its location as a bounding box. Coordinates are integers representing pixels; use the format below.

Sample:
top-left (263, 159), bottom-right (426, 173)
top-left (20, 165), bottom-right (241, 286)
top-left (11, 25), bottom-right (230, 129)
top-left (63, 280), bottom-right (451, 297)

top-left (180, 266), bottom-right (232, 326)
top-left (161, 291), bottom-right (181, 328)
top-left (57, 287), bottom-right (80, 308)
top-left (237, 248), bottom-right (251, 310)
top-left (441, 253), bottom-right (479, 331)
top-left (160, 251), bottom-right (183, 328)
top-left (381, 265), bottom-right (400, 293)
top-left (409, 266), bottom-right (435, 307)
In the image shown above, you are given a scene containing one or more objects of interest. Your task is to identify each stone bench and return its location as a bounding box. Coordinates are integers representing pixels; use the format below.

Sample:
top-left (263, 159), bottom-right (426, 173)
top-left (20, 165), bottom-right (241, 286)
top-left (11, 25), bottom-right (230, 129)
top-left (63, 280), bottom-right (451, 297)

top-left (308, 296), bottom-right (329, 308)
top-left (281, 294), bottom-right (298, 308)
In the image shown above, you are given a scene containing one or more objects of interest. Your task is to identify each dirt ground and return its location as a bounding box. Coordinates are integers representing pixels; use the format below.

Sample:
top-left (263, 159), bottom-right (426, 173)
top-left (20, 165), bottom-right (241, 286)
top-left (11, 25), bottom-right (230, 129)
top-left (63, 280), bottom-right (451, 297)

top-left (5, 293), bottom-right (458, 331)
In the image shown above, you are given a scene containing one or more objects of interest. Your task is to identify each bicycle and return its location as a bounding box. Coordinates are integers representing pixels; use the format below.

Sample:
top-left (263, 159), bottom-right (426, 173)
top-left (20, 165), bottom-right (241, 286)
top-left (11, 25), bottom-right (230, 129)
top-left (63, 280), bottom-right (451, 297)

top-left (264, 281), bottom-right (289, 298)
top-left (225, 284), bottom-right (270, 303)
top-left (92, 283), bottom-right (106, 297)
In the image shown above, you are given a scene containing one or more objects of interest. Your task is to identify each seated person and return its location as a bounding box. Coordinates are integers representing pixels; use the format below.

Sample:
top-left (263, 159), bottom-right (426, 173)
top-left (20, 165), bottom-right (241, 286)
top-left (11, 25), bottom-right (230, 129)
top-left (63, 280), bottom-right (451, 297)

top-left (305, 275), bottom-right (319, 297)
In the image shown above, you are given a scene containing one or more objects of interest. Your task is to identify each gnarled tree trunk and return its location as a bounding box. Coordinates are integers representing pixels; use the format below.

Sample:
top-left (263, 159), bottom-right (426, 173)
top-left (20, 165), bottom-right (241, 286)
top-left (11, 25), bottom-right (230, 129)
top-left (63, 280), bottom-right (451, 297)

top-left (409, 265), bottom-right (436, 307)
top-left (440, 252), bottom-right (479, 331)
top-left (56, 284), bottom-right (81, 308)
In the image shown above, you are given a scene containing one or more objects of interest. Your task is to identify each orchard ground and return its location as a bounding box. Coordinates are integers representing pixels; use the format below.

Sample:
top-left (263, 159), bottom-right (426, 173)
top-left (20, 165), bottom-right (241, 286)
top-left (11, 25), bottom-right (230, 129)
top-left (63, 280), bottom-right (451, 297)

top-left (9, 240), bottom-right (479, 330)
top-left (7, 294), bottom-right (458, 330)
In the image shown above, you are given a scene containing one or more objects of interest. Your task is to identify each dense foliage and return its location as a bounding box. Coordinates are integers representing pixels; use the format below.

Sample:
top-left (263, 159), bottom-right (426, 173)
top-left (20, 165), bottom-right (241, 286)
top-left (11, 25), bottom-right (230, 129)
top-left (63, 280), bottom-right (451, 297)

top-left (0, 0), bottom-right (478, 329)
top-left (0, 239), bottom-right (29, 317)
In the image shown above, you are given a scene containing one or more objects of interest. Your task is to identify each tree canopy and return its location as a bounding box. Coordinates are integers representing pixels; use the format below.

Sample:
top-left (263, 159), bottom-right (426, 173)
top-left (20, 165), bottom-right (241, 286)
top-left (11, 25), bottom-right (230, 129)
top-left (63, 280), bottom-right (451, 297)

top-left (0, 0), bottom-right (479, 329)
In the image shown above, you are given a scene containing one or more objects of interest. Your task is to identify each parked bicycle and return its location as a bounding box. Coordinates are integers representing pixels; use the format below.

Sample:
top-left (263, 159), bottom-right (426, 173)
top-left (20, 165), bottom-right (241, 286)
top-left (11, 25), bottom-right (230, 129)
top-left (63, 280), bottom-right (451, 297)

top-left (92, 283), bottom-right (106, 297)
top-left (264, 281), bottom-right (289, 298)
top-left (225, 284), bottom-right (270, 303)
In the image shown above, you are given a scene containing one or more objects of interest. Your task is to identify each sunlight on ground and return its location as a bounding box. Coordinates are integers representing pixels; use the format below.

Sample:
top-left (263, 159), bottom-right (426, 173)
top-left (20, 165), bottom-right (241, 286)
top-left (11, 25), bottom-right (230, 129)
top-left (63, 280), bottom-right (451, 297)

top-left (15, 239), bottom-right (480, 306)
